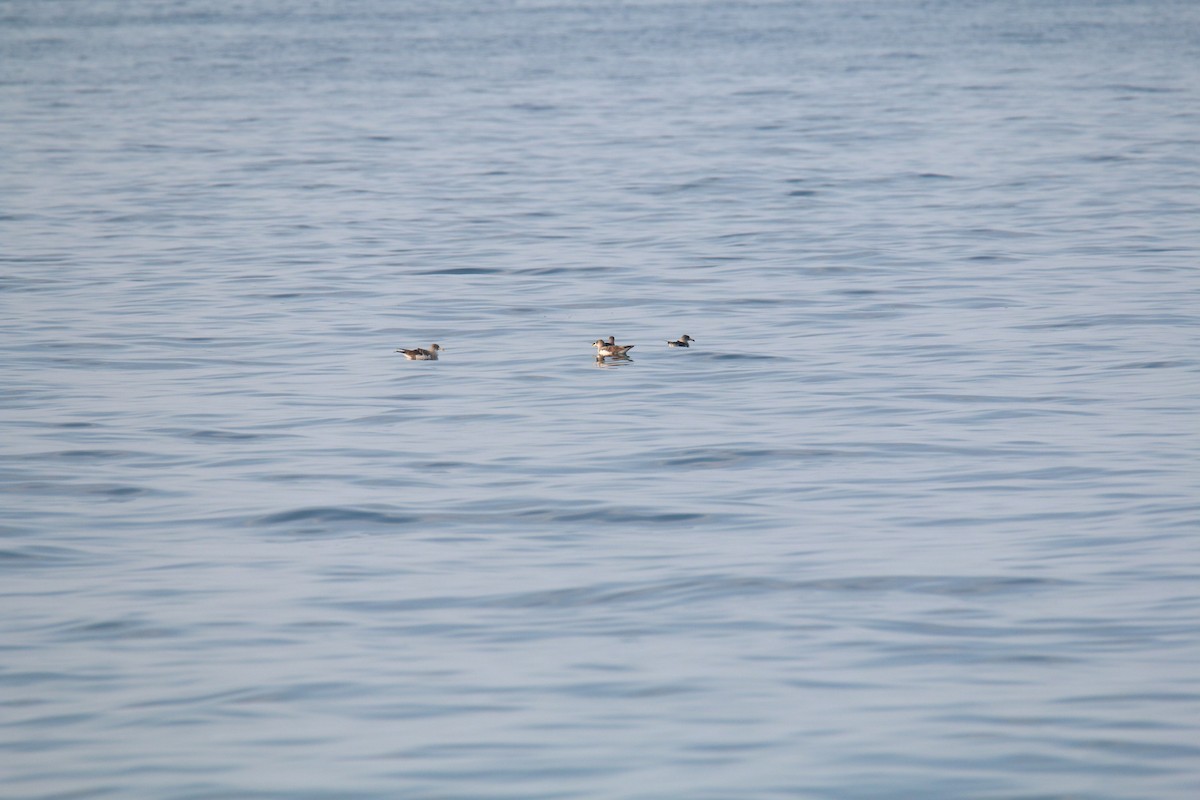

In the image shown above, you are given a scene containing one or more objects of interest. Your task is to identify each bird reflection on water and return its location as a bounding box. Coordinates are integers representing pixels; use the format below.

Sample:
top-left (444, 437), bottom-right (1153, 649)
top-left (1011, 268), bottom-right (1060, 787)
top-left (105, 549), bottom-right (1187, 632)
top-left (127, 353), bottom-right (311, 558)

top-left (594, 353), bottom-right (635, 368)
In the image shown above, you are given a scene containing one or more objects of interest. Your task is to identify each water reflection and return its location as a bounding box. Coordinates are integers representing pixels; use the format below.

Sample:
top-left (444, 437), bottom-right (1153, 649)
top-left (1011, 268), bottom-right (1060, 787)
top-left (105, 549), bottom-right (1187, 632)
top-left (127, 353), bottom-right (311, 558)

top-left (594, 354), bottom-right (635, 368)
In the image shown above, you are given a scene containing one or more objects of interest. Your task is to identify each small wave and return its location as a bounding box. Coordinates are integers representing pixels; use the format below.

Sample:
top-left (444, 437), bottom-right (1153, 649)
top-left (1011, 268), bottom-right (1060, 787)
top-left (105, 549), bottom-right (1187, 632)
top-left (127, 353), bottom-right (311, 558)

top-left (0, 481), bottom-right (155, 500)
top-left (707, 352), bottom-right (787, 361)
top-left (1102, 83), bottom-right (1183, 94)
top-left (798, 575), bottom-right (1073, 597)
top-left (1019, 313), bottom-right (1196, 330)
top-left (544, 509), bottom-right (706, 525)
top-left (18, 449), bottom-right (153, 462)
top-left (187, 429), bottom-right (271, 442)
top-left (53, 616), bottom-right (178, 642)
top-left (250, 503), bottom-right (741, 538)
top-left (0, 545), bottom-right (93, 569)
top-left (331, 574), bottom-right (1071, 616)
top-left (641, 446), bottom-right (837, 469)
top-left (416, 267), bottom-right (506, 275)
top-left (253, 506), bottom-right (422, 530)
top-left (1111, 360), bottom-right (1192, 370)
top-left (494, 576), bottom-right (789, 610)
top-left (514, 266), bottom-right (594, 275)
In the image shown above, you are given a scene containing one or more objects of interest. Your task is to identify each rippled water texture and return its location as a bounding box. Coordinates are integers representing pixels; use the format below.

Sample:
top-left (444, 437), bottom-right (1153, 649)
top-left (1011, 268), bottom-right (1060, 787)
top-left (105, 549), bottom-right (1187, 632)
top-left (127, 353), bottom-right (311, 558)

top-left (3, 1), bottom-right (1200, 798)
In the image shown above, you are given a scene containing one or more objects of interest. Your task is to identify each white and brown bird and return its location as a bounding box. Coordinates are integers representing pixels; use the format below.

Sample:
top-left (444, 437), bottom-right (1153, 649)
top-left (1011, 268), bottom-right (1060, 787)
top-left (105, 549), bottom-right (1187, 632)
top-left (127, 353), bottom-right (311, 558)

top-left (592, 338), bottom-right (634, 357)
top-left (396, 343), bottom-right (442, 360)
top-left (667, 335), bottom-right (695, 347)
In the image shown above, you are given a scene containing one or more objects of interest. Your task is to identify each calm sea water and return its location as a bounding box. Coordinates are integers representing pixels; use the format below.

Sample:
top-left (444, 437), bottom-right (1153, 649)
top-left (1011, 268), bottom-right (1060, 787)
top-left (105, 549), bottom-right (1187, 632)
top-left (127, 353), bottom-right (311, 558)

top-left (3, 1), bottom-right (1200, 798)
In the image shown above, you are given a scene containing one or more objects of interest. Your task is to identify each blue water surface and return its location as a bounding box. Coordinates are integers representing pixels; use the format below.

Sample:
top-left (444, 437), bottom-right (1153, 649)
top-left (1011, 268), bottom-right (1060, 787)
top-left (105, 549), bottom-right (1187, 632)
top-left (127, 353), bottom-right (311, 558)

top-left (3, 1), bottom-right (1199, 798)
